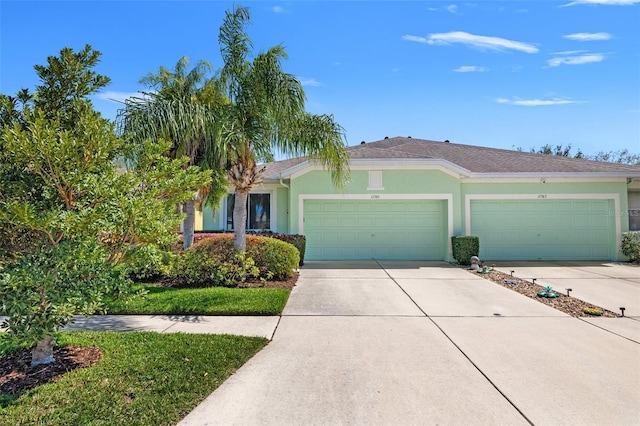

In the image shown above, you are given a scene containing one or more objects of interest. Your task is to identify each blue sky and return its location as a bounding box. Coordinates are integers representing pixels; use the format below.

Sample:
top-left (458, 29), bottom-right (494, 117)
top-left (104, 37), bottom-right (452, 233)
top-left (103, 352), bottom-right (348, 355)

top-left (1, 0), bottom-right (639, 156)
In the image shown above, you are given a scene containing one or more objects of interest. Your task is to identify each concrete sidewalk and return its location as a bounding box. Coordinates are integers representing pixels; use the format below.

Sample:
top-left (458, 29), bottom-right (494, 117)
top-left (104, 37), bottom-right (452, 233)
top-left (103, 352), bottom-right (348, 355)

top-left (178, 261), bottom-right (640, 426)
top-left (1, 315), bottom-right (280, 340)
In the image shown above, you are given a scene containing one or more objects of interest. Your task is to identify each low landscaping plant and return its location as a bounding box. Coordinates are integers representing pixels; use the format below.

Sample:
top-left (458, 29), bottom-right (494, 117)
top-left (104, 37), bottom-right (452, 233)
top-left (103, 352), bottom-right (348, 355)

top-left (451, 236), bottom-right (480, 266)
top-left (194, 231), bottom-right (306, 266)
top-left (174, 248), bottom-right (260, 287)
top-left (185, 235), bottom-right (299, 284)
top-left (621, 232), bottom-right (640, 263)
top-left (583, 307), bottom-right (603, 316)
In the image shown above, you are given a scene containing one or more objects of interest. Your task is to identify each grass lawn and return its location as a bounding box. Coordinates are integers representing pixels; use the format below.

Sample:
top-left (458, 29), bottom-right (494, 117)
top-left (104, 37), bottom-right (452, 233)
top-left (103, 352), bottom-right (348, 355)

top-left (0, 331), bottom-right (267, 425)
top-left (107, 284), bottom-right (290, 316)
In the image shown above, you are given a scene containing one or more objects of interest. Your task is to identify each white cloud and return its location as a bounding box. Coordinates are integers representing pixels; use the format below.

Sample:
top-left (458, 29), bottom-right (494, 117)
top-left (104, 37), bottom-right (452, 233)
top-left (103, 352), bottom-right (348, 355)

top-left (299, 78), bottom-right (323, 87)
top-left (552, 49), bottom-right (589, 55)
top-left (95, 91), bottom-right (149, 103)
top-left (562, 0), bottom-right (640, 5)
top-left (402, 35), bottom-right (428, 43)
top-left (447, 4), bottom-right (458, 13)
top-left (454, 65), bottom-right (487, 72)
top-left (547, 53), bottom-right (604, 66)
top-left (497, 97), bottom-right (584, 106)
top-left (404, 31), bottom-right (538, 53)
top-left (563, 32), bottom-right (612, 41)
top-left (272, 6), bottom-right (285, 13)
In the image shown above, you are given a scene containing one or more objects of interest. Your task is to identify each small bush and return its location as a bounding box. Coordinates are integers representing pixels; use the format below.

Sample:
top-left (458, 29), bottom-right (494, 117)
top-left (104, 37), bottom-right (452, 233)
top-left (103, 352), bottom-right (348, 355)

top-left (451, 235), bottom-right (480, 265)
top-left (247, 236), bottom-right (299, 280)
top-left (174, 248), bottom-right (259, 287)
top-left (182, 234), bottom-right (299, 283)
top-left (583, 307), bottom-right (603, 316)
top-left (621, 232), bottom-right (640, 263)
top-left (194, 231), bottom-right (306, 266)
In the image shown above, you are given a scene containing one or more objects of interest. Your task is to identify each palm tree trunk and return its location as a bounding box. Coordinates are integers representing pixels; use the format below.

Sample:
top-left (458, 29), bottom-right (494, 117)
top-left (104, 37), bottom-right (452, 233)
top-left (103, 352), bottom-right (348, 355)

top-left (183, 199), bottom-right (196, 250)
top-left (233, 190), bottom-right (248, 251)
top-left (31, 335), bottom-right (56, 366)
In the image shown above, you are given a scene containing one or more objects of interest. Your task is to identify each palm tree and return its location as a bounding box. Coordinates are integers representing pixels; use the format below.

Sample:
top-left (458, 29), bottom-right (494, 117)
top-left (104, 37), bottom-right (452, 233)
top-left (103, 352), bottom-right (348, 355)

top-left (217, 5), bottom-right (350, 251)
top-left (116, 57), bottom-right (228, 249)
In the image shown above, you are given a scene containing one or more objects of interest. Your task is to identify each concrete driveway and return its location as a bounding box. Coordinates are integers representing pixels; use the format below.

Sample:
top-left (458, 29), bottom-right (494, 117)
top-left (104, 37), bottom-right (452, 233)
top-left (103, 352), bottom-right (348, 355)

top-left (179, 261), bottom-right (640, 426)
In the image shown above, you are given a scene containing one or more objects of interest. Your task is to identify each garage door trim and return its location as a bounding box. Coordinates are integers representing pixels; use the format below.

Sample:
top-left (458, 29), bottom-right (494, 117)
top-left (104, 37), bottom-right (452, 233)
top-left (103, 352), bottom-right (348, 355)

top-left (299, 193), bottom-right (454, 257)
top-left (464, 193), bottom-right (622, 252)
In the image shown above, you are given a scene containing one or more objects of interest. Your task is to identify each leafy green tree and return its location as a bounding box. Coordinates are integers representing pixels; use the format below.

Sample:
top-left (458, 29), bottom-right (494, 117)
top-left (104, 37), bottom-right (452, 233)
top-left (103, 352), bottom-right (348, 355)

top-left (0, 45), bottom-right (210, 365)
top-left (116, 57), bottom-right (228, 250)
top-left (216, 6), bottom-right (350, 251)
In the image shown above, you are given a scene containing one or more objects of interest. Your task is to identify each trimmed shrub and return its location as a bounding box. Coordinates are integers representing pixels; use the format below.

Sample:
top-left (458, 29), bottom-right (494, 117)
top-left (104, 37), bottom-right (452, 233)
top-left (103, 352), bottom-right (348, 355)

top-left (260, 233), bottom-right (306, 266)
top-left (621, 232), bottom-right (640, 263)
top-left (193, 231), bottom-right (306, 266)
top-left (451, 235), bottom-right (480, 265)
top-left (174, 247), bottom-right (260, 287)
top-left (185, 234), bottom-right (299, 282)
top-left (246, 236), bottom-right (300, 280)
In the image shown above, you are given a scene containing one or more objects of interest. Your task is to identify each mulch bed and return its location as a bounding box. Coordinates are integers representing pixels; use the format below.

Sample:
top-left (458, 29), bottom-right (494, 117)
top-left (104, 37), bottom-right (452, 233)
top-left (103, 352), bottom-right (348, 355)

top-left (0, 346), bottom-right (103, 396)
top-left (466, 267), bottom-right (618, 317)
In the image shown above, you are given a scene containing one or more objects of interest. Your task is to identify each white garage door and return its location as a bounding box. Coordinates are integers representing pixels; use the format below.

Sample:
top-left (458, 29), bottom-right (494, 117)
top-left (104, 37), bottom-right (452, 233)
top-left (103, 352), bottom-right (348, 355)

top-left (470, 199), bottom-right (616, 260)
top-left (303, 199), bottom-right (446, 260)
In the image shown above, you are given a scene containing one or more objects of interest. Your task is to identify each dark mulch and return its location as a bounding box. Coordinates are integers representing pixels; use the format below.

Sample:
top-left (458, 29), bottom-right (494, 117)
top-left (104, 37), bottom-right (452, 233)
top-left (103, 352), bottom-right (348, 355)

top-left (0, 345), bottom-right (102, 396)
top-left (467, 267), bottom-right (618, 317)
top-left (152, 272), bottom-right (299, 290)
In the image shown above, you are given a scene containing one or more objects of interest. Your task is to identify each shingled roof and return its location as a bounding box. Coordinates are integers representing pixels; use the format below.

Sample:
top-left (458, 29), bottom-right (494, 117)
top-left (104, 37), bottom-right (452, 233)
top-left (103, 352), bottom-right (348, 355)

top-left (262, 136), bottom-right (640, 179)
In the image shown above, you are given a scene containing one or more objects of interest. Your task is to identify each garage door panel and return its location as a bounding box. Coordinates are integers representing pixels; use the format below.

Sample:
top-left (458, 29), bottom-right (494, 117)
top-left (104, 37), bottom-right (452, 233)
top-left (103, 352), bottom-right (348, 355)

top-left (471, 199), bottom-right (614, 261)
top-left (304, 199), bottom-right (446, 260)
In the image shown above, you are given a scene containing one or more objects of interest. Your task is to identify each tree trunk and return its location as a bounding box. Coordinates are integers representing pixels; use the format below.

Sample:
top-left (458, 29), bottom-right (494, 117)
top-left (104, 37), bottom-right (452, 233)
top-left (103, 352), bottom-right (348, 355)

top-left (233, 190), bottom-right (248, 252)
top-left (31, 335), bottom-right (56, 366)
top-left (183, 199), bottom-right (196, 250)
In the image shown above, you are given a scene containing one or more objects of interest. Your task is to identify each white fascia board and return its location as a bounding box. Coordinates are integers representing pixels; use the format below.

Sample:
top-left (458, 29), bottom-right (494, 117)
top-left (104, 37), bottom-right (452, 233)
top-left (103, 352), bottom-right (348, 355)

top-left (281, 158), bottom-right (471, 180)
top-left (464, 172), bottom-right (638, 181)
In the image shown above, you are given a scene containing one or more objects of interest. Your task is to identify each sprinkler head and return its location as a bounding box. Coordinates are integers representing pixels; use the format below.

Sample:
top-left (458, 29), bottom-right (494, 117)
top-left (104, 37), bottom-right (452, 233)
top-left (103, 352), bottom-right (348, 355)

top-left (566, 288), bottom-right (572, 297)
top-left (620, 307), bottom-right (626, 317)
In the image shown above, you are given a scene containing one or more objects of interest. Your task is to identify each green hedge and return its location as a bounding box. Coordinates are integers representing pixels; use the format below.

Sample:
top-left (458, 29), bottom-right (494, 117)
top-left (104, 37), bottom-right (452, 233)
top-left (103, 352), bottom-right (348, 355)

top-left (621, 232), bottom-right (640, 262)
top-left (194, 231), bottom-right (306, 266)
top-left (188, 234), bottom-right (299, 282)
top-left (451, 236), bottom-right (480, 265)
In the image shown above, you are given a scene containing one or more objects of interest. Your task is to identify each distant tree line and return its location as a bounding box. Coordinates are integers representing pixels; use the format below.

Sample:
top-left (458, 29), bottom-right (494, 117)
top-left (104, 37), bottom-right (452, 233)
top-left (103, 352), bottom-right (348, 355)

top-left (517, 144), bottom-right (640, 165)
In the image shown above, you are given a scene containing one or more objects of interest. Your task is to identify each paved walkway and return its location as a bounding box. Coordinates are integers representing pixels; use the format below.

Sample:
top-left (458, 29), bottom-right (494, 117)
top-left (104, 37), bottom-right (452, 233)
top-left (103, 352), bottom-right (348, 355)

top-left (178, 261), bottom-right (640, 426)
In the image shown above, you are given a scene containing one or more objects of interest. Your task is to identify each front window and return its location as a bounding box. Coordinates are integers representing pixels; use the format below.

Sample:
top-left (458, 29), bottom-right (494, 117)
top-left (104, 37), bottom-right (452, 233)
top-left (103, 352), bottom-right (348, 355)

top-left (630, 209), bottom-right (640, 232)
top-left (226, 193), bottom-right (271, 231)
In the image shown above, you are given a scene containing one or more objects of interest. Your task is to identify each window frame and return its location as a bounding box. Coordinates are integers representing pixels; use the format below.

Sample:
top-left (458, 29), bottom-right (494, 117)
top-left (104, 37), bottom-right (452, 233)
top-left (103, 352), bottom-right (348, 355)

top-left (224, 191), bottom-right (273, 232)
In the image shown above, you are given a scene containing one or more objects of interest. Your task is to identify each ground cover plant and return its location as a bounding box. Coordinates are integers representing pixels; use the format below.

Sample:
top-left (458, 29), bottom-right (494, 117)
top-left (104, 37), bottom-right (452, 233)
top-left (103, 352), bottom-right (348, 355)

top-left (0, 331), bottom-right (267, 425)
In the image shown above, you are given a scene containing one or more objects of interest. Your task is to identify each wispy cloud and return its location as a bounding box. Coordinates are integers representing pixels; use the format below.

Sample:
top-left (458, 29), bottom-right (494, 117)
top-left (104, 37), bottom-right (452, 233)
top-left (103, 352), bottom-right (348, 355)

top-left (403, 31), bottom-right (538, 53)
top-left (272, 6), bottom-right (286, 13)
top-left (563, 32), bottom-right (612, 41)
top-left (562, 0), bottom-right (640, 6)
top-left (95, 91), bottom-right (148, 103)
top-left (547, 53), bottom-right (604, 66)
top-left (447, 4), bottom-right (458, 13)
top-left (497, 97), bottom-right (584, 106)
top-left (552, 49), bottom-right (589, 55)
top-left (299, 78), bottom-right (323, 87)
top-left (454, 65), bottom-right (487, 72)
